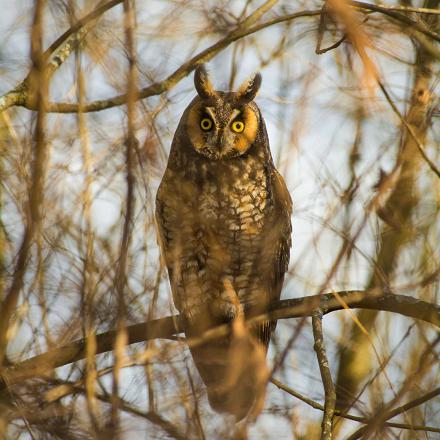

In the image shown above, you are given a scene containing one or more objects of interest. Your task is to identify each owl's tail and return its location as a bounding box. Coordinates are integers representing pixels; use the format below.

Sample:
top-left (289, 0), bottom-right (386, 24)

top-left (188, 318), bottom-right (270, 421)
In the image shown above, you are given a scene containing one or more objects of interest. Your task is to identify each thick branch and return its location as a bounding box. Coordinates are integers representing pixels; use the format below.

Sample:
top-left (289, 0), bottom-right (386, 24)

top-left (1, 291), bottom-right (438, 388)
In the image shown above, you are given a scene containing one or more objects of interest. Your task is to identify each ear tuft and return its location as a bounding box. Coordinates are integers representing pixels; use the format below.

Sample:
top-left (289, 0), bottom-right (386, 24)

top-left (194, 64), bottom-right (217, 100)
top-left (237, 72), bottom-right (262, 103)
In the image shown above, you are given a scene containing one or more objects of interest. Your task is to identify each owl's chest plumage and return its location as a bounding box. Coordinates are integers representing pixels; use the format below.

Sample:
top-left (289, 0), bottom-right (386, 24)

top-left (157, 151), bottom-right (275, 317)
top-left (197, 158), bottom-right (269, 239)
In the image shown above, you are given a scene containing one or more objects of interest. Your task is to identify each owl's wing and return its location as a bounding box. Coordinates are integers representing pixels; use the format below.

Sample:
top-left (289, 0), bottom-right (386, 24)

top-left (155, 172), bottom-right (204, 316)
top-left (270, 168), bottom-right (293, 295)
top-left (155, 176), bottom-right (182, 312)
top-left (256, 169), bottom-right (292, 347)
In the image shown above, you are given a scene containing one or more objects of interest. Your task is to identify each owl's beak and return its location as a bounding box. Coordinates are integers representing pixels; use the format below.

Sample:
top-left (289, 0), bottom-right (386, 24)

top-left (216, 131), bottom-right (235, 156)
top-left (216, 130), bottom-right (227, 153)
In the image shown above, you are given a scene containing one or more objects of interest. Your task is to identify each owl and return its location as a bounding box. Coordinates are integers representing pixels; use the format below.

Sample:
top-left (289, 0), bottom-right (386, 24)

top-left (155, 65), bottom-right (292, 420)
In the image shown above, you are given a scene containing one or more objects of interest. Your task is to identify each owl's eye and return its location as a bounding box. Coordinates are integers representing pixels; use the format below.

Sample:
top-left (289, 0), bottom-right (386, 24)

top-left (200, 118), bottom-right (213, 131)
top-left (231, 120), bottom-right (245, 133)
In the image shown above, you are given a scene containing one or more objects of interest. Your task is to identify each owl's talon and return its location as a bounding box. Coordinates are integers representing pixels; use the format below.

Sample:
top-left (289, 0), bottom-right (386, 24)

top-left (210, 298), bottom-right (242, 322)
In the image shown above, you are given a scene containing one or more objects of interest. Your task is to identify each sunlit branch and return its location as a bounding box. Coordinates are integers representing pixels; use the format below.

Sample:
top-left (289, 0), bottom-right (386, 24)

top-left (1, 291), bottom-right (438, 388)
top-left (109, 0), bottom-right (138, 430)
top-left (23, 10), bottom-right (321, 113)
top-left (334, 4), bottom-right (438, 421)
top-left (0, 0), bottom-right (282, 114)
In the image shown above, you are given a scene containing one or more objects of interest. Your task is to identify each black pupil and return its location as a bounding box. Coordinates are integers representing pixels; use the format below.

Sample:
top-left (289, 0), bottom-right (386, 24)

top-left (202, 119), bottom-right (210, 129)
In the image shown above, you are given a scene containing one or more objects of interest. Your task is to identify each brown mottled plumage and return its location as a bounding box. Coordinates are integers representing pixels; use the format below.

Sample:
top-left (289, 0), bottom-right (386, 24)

top-left (155, 65), bottom-right (292, 419)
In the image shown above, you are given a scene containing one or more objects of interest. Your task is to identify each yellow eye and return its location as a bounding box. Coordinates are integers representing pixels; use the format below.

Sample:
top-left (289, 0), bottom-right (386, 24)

top-left (231, 120), bottom-right (245, 133)
top-left (200, 118), bottom-right (213, 131)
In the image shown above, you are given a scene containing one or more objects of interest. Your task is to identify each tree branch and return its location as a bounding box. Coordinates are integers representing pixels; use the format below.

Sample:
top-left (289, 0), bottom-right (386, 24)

top-left (1, 291), bottom-right (438, 388)
top-left (352, 1), bottom-right (440, 42)
top-left (2, 1), bottom-right (438, 114)
top-left (346, 334), bottom-right (440, 439)
top-left (354, 3), bottom-right (440, 15)
top-left (271, 378), bottom-right (440, 434)
top-left (312, 310), bottom-right (336, 439)
top-left (0, 0), bottom-right (48, 366)
top-left (379, 81), bottom-right (440, 179)
top-left (0, 0), bottom-right (123, 113)
top-left (18, 9), bottom-right (321, 113)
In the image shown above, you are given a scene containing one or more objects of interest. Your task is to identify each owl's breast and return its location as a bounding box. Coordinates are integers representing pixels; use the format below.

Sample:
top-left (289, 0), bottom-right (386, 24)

top-left (198, 160), bottom-right (269, 238)
top-left (193, 159), bottom-right (277, 310)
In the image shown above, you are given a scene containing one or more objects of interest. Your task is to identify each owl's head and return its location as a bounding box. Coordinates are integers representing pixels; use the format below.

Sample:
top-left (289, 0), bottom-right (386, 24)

top-left (184, 65), bottom-right (263, 160)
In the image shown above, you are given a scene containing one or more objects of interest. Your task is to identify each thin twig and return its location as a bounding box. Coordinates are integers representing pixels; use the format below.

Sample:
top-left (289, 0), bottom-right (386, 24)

top-left (44, 0), bottom-right (123, 59)
top-left (346, 335), bottom-right (440, 439)
top-left (270, 378), bottom-right (440, 434)
top-left (379, 81), bottom-right (440, 179)
top-left (44, 381), bottom-right (187, 440)
top-left (312, 310), bottom-right (336, 439)
top-left (352, 1), bottom-right (440, 42)
top-left (366, 3), bottom-right (440, 14)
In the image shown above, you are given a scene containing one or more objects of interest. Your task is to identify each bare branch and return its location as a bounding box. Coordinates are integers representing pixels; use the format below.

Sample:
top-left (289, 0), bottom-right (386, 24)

top-left (0, 9), bottom-right (321, 113)
top-left (346, 335), bottom-right (440, 439)
top-left (357, 3), bottom-right (440, 15)
top-left (379, 81), bottom-right (440, 179)
top-left (0, 0), bottom-right (48, 367)
top-left (0, 0), bottom-right (123, 112)
top-left (312, 310), bottom-right (336, 439)
top-left (271, 378), bottom-right (440, 434)
top-left (1, 1), bottom-right (439, 114)
top-left (352, 1), bottom-right (440, 42)
top-left (1, 291), bottom-right (438, 388)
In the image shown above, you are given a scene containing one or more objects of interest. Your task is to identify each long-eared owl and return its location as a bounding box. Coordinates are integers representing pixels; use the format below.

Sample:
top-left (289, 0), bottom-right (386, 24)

top-left (155, 65), bottom-right (292, 419)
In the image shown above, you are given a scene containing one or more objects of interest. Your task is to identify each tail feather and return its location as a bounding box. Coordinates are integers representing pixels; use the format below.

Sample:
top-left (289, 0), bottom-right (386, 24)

top-left (187, 318), bottom-right (270, 420)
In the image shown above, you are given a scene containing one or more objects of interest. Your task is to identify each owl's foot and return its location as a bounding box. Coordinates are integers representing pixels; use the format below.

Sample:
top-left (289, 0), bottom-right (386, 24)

top-left (211, 299), bottom-right (241, 321)
top-left (210, 278), bottom-right (243, 322)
